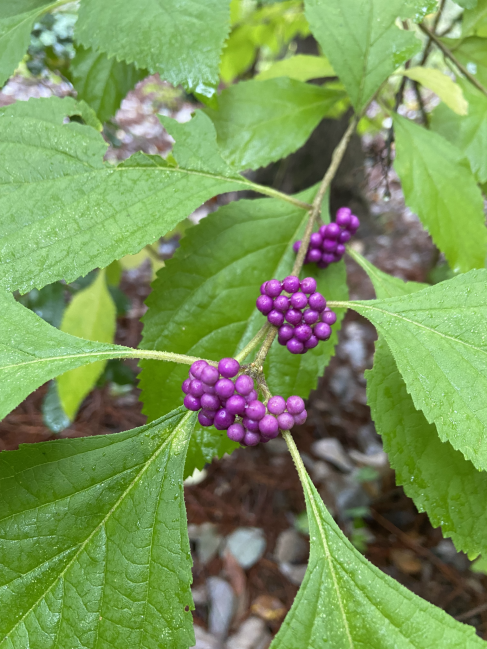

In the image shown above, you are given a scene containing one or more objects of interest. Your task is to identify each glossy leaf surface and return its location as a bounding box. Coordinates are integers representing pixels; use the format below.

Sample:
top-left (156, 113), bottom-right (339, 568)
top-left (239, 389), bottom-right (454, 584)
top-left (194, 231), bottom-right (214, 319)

top-left (0, 409), bottom-right (196, 648)
top-left (0, 98), bottom-right (253, 294)
top-left (304, 0), bottom-right (423, 110)
top-left (349, 270), bottom-right (487, 471)
top-left (271, 452), bottom-right (483, 648)
top-left (368, 337), bottom-right (487, 560)
top-left (205, 77), bottom-right (345, 170)
top-left (393, 114), bottom-right (487, 272)
top-left (76, 0), bottom-right (231, 95)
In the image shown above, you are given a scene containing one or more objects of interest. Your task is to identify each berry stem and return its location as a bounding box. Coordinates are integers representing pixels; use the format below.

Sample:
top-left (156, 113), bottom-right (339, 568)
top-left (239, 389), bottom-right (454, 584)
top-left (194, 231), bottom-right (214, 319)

top-left (252, 115), bottom-right (359, 365)
top-left (292, 114), bottom-right (359, 277)
top-left (129, 349), bottom-right (218, 366)
top-left (235, 322), bottom-right (271, 363)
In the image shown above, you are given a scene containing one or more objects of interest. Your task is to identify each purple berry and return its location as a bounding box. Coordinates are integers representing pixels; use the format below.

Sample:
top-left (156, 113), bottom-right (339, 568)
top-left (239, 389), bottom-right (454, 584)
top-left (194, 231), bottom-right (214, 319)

top-left (267, 395), bottom-right (286, 415)
top-left (293, 409), bottom-right (308, 425)
top-left (201, 408), bottom-right (216, 421)
top-left (336, 243), bottom-right (345, 256)
top-left (215, 378), bottom-right (235, 399)
top-left (198, 411), bottom-right (215, 427)
top-left (226, 394), bottom-right (246, 415)
top-left (182, 378), bottom-right (191, 394)
top-left (287, 338), bottom-right (304, 354)
top-left (308, 292), bottom-right (326, 311)
top-left (294, 323), bottom-right (313, 342)
top-left (201, 365), bottom-right (219, 386)
top-left (309, 232), bottom-right (323, 248)
top-left (277, 412), bottom-right (294, 430)
top-left (189, 379), bottom-right (205, 398)
top-left (303, 309), bottom-right (319, 325)
top-left (314, 322), bottom-right (332, 341)
top-left (184, 394), bottom-right (201, 412)
top-left (265, 279), bottom-right (282, 297)
top-left (308, 248), bottom-right (322, 263)
top-left (322, 238), bottom-right (337, 253)
top-left (214, 409), bottom-right (235, 430)
top-left (268, 310), bottom-right (285, 327)
top-left (285, 309), bottom-right (303, 325)
top-left (304, 335), bottom-right (319, 350)
top-left (322, 253), bottom-right (335, 265)
top-left (243, 430), bottom-right (261, 446)
top-left (260, 282), bottom-right (268, 295)
top-left (338, 230), bottom-right (351, 244)
top-left (336, 207), bottom-right (352, 228)
top-left (200, 393), bottom-right (221, 410)
top-left (321, 310), bottom-right (337, 325)
top-left (278, 324), bottom-right (294, 342)
top-left (235, 374), bottom-right (254, 396)
top-left (332, 252), bottom-right (343, 263)
top-left (256, 294), bottom-right (273, 315)
top-left (246, 389), bottom-right (258, 403)
top-left (243, 417), bottom-right (260, 432)
top-left (282, 275), bottom-right (300, 293)
top-left (274, 295), bottom-right (290, 313)
top-left (317, 259), bottom-right (329, 269)
top-left (300, 277), bottom-right (317, 294)
top-left (246, 400), bottom-right (266, 421)
top-left (202, 383), bottom-right (216, 394)
top-left (218, 357), bottom-right (240, 378)
top-left (324, 222), bottom-right (341, 239)
top-left (290, 292), bottom-right (307, 309)
top-left (286, 395), bottom-right (305, 414)
top-left (348, 214), bottom-right (360, 233)
top-left (227, 423), bottom-right (245, 442)
top-left (292, 241), bottom-right (301, 253)
top-left (190, 360), bottom-right (208, 380)
top-left (259, 414), bottom-right (279, 438)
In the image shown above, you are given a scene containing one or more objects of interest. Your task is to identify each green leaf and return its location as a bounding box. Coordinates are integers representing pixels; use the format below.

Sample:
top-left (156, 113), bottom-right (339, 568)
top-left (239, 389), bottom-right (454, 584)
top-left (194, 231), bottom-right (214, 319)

top-left (69, 44), bottom-right (147, 123)
top-left (75, 0), bottom-right (230, 95)
top-left (0, 408), bottom-right (196, 648)
top-left (57, 270), bottom-right (117, 420)
top-left (0, 0), bottom-right (53, 87)
top-left (431, 80), bottom-right (487, 183)
top-left (367, 337), bottom-right (487, 560)
top-left (271, 452), bottom-right (484, 648)
top-left (403, 66), bottom-right (468, 115)
top-left (462, 0), bottom-right (487, 36)
top-left (451, 36), bottom-right (487, 87)
top-left (139, 190), bottom-right (347, 476)
top-left (205, 77), bottom-right (345, 170)
top-left (347, 247), bottom-right (429, 298)
top-left (347, 269), bottom-right (487, 472)
top-left (393, 114), bottom-right (487, 273)
top-left (0, 289), bottom-right (142, 421)
top-left (256, 54), bottom-right (335, 81)
top-left (456, 0), bottom-right (478, 8)
top-left (0, 97), bottom-right (263, 294)
top-left (304, 0), bottom-right (421, 111)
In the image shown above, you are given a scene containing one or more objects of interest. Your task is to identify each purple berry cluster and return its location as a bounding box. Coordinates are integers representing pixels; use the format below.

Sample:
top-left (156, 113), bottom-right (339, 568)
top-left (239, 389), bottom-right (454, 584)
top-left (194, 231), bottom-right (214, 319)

top-left (182, 358), bottom-right (307, 447)
top-left (256, 275), bottom-right (337, 355)
top-left (293, 207), bottom-right (360, 269)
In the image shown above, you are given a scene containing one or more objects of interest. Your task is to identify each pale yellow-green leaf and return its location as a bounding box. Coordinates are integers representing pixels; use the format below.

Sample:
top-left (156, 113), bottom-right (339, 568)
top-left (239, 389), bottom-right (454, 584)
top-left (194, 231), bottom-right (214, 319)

top-left (57, 270), bottom-right (116, 419)
top-left (256, 54), bottom-right (335, 82)
top-left (403, 67), bottom-right (469, 115)
top-left (119, 248), bottom-right (151, 269)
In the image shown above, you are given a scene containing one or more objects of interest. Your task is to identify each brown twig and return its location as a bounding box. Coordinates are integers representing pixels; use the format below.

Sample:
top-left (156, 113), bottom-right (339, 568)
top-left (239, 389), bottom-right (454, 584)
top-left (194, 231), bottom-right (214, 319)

top-left (419, 22), bottom-right (487, 97)
top-left (370, 509), bottom-right (481, 597)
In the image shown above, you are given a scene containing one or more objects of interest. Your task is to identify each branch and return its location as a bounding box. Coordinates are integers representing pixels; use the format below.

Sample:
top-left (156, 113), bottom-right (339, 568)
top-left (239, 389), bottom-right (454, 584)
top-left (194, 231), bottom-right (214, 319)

top-left (252, 114), bottom-right (359, 366)
top-left (419, 23), bottom-right (487, 98)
